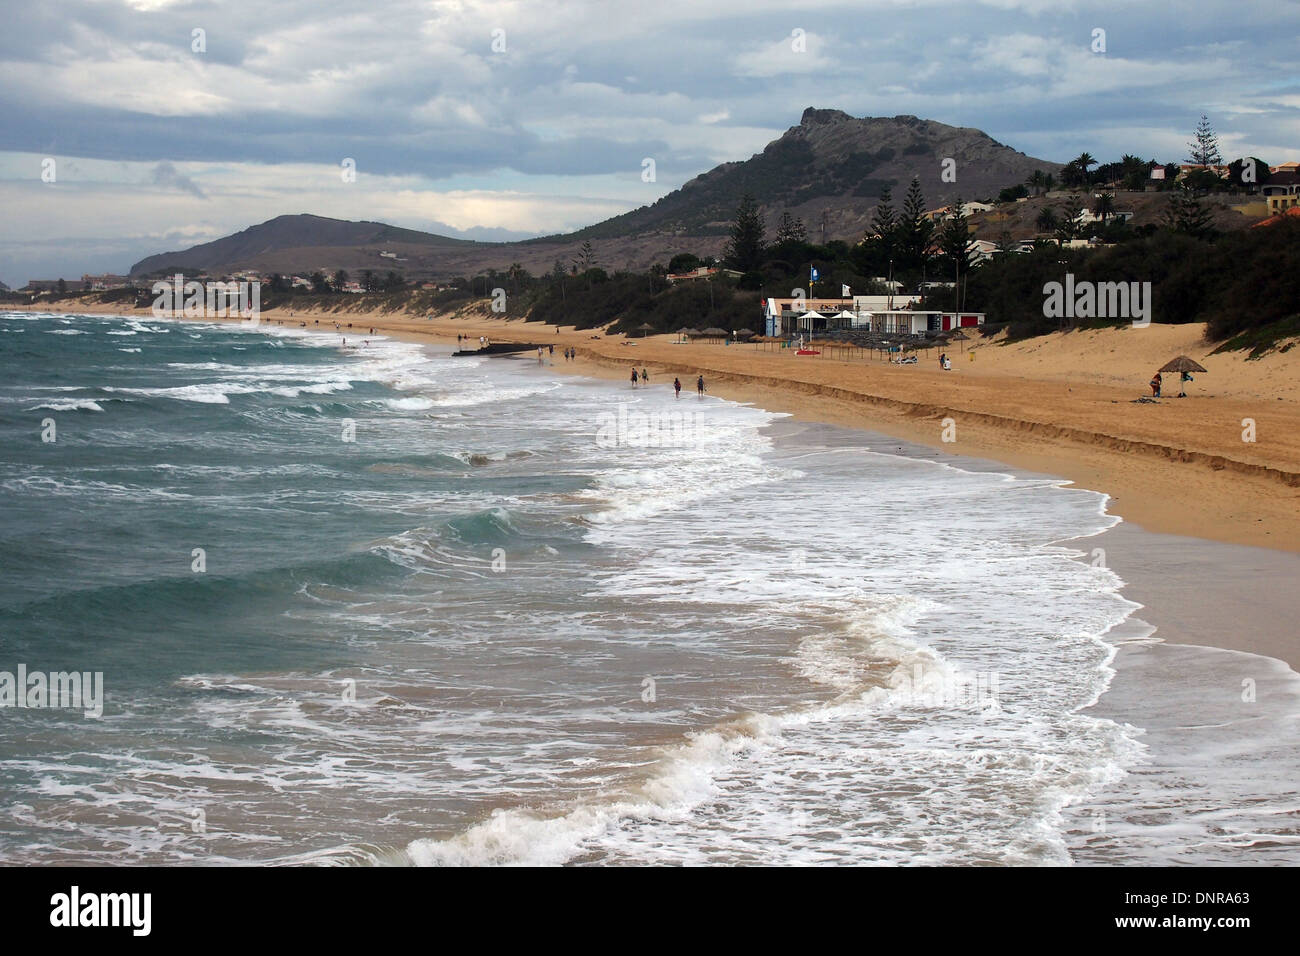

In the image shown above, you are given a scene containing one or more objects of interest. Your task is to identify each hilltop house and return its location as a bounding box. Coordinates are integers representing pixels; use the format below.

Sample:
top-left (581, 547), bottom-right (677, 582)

top-left (81, 273), bottom-right (130, 290)
top-left (1073, 207), bottom-right (1135, 226)
top-left (665, 266), bottom-right (744, 283)
top-left (924, 201), bottom-right (994, 222)
top-left (1262, 168), bottom-right (1300, 215)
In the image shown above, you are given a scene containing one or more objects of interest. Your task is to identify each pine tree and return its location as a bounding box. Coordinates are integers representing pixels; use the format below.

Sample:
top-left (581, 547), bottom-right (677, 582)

top-left (1187, 114), bottom-right (1222, 167)
top-left (726, 194), bottom-right (766, 272)
top-left (870, 187), bottom-right (897, 249)
top-left (775, 211), bottom-right (807, 245)
top-left (898, 177), bottom-right (933, 272)
top-left (939, 197), bottom-right (972, 308)
top-left (1164, 185), bottom-right (1215, 239)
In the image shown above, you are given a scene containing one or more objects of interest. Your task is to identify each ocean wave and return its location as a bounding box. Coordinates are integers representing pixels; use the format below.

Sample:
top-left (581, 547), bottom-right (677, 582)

top-left (385, 396), bottom-right (435, 411)
top-left (27, 399), bottom-right (105, 412)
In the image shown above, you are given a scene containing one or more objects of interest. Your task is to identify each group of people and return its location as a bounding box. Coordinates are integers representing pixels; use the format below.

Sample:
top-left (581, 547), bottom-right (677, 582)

top-left (561, 348), bottom-right (576, 361)
top-left (938, 352), bottom-right (952, 371)
top-left (1148, 370), bottom-right (1194, 399)
top-left (633, 367), bottom-right (706, 398)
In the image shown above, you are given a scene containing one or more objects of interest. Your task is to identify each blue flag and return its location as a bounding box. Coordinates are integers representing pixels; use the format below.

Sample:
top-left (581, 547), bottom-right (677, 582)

top-left (810, 267), bottom-right (820, 281)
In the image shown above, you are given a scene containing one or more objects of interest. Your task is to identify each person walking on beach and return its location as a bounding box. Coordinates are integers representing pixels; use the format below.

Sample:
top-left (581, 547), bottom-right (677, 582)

top-left (631, 367), bottom-right (639, 388)
top-left (673, 377), bottom-right (681, 399)
top-left (641, 367), bottom-right (648, 384)
top-left (697, 375), bottom-right (705, 397)
top-left (1150, 371), bottom-right (1162, 398)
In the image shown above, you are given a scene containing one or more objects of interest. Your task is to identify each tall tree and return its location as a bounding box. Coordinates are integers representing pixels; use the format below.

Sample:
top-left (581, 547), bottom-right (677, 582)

top-left (1054, 202), bottom-right (1084, 244)
top-left (1164, 185), bottom-right (1215, 239)
top-left (572, 241), bottom-right (596, 272)
top-left (725, 194), bottom-right (766, 272)
top-left (938, 197), bottom-right (973, 309)
top-left (870, 186), bottom-right (898, 260)
top-left (1187, 114), bottom-right (1222, 167)
top-left (332, 269), bottom-right (349, 291)
top-left (897, 177), bottom-right (933, 272)
top-left (1093, 192), bottom-right (1115, 225)
top-left (1035, 207), bottom-right (1059, 234)
top-left (775, 211), bottom-right (807, 245)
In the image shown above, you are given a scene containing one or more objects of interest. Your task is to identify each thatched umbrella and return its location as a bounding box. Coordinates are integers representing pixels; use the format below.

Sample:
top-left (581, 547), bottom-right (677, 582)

top-left (1158, 355), bottom-right (1207, 374)
top-left (636, 322), bottom-right (656, 338)
top-left (1159, 355), bottom-right (1208, 397)
top-left (733, 329), bottom-right (756, 339)
top-left (677, 326), bottom-right (700, 342)
top-left (948, 328), bottom-right (970, 352)
top-left (702, 326), bottom-right (728, 341)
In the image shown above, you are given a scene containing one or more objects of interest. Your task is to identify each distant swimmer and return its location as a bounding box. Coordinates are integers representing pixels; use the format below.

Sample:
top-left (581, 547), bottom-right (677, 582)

top-left (697, 375), bottom-right (705, 396)
top-left (673, 377), bottom-right (681, 399)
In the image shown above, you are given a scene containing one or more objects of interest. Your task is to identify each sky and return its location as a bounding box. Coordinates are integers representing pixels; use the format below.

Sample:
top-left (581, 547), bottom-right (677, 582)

top-left (2, 0), bottom-right (1298, 288)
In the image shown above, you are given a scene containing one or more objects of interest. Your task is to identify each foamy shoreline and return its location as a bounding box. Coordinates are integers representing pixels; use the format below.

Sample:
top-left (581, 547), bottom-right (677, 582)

top-left (19, 306), bottom-right (1300, 674)
top-left (8, 307), bottom-right (1297, 865)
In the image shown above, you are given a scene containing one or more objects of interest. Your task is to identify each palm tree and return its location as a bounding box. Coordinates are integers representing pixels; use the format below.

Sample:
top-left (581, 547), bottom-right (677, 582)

top-left (1025, 170), bottom-right (1045, 196)
top-left (1043, 172), bottom-right (1056, 193)
top-left (1094, 192), bottom-right (1115, 225)
top-left (1073, 152), bottom-right (1098, 188)
top-left (1035, 207), bottom-right (1058, 234)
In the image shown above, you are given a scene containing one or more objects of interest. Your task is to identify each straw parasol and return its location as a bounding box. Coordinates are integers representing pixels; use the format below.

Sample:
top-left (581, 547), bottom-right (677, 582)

top-left (947, 328), bottom-right (970, 352)
top-left (635, 322), bottom-right (656, 337)
top-left (701, 326), bottom-right (728, 341)
top-left (1159, 355), bottom-right (1207, 397)
top-left (733, 328), bottom-right (756, 339)
top-left (1158, 355), bottom-right (1207, 374)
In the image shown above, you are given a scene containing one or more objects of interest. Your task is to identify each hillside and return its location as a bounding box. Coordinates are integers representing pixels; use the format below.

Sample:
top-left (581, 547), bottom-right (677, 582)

top-left (559, 109), bottom-right (1062, 242)
top-left (127, 109), bottom-right (1066, 280)
top-left (130, 214), bottom-right (482, 278)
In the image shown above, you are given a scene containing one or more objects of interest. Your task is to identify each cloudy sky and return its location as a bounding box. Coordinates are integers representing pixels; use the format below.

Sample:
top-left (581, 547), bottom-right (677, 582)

top-left (2, 0), bottom-right (1297, 287)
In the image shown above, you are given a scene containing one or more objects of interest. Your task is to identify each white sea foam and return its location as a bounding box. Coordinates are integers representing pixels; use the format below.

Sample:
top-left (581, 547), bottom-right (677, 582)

top-left (28, 399), bottom-right (105, 412)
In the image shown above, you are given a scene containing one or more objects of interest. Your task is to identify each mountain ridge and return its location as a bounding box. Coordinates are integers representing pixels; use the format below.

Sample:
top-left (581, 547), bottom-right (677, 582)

top-left (129, 108), bottom-right (1063, 278)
